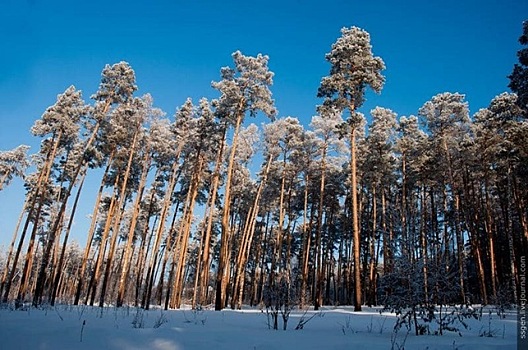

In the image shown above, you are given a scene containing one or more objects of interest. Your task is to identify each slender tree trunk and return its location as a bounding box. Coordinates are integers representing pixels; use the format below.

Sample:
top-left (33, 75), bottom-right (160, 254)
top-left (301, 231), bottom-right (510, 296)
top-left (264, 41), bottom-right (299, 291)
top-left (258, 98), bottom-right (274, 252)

top-left (381, 188), bottom-right (390, 275)
top-left (232, 155), bottom-right (272, 309)
top-left (267, 159), bottom-right (288, 310)
top-left (160, 204), bottom-right (180, 309)
top-left (74, 157), bottom-right (113, 305)
top-left (87, 168), bottom-right (121, 306)
top-left (99, 128), bottom-right (141, 307)
top-left (172, 155), bottom-right (205, 308)
top-left (464, 174), bottom-right (488, 304)
top-left (135, 200), bottom-right (158, 307)
top-left (196, 126), bottom-right (226, 306)
top-left (368, 186), bottom-right (376, 306)
top-left (506, 166), bottom-right (518, 302)
top-left (116, 150), bottom-right (151, 307)
top-left (420, 185), bottom-right (429, 304)
top-left (483, 179), bottom-right (498, 301)
top-left (300, 173), bottom-right (311, 309)
top-left (12, 131), bottom-right (62, 306)
top-left (34, 124), bottom-right (102, 306)
top-left (442, 137), bottom-right (465, 301)
top-left (0, 202), bottom-right (26, 299)
top-left (511, 174), bottom-right (528, 245)
top-left (216, 111), bottom-right (244, 311)
top-left (350, 126), bottom-right (361, 312)
top-left (314, 145), bottom-right (327, 310)
top-left (143, 158), bottom-right (181, 309)
top-left (50, 172), bottom-right (86, 305)
top-left (401, 155), bottom-right (408, 263)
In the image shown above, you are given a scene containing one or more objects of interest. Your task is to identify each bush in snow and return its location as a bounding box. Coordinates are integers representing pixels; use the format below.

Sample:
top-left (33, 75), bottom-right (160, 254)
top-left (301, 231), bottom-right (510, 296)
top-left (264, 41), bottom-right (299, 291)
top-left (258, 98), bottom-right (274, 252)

top-left (380, 256), bottom-right (479, 336)
top-left (263, 273), bottom-right (298, 330)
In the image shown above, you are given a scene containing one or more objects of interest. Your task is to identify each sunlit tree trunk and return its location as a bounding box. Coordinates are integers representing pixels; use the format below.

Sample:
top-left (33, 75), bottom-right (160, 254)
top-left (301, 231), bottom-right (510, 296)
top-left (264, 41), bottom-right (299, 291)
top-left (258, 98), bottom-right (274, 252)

top-left (11, 131), bottom-right (62, 306)
top-left (87, 172), bottom-right (120, 306)
top-left (171, 155), bottom-right (205, 308)
top-left (50, 171), bottom-right (86, 305)
top-left (350, 126), bottom-right (362, 311)
top-left (143, 158), bottom-right (180, 309)
top-left (99, 129), bottom-right (141, 307)
top-left (216, 110), bottom-right (244, 310)
top-left (420, 186), bottom-right (429, 304)
top-left (116, 150), bottom-right (151, 307)
top-left (34, 123), bottom-right (102, 306)
top-left (0, 202), bottom-right (26, 299)
top-left (231, 155), bottom-right (272, 309)
top-left (367, 186), bottom-right (376, 306)
top-left (74, 157), bottom-right (113, 305)
top-left (483, 179), bottom-right (498, 300)
top-left (314, 146), bottom-right (327, 310)
top-left (299, 173), bottom-right (311, 309)
top-left (195, 126), bottom-right (226, 307)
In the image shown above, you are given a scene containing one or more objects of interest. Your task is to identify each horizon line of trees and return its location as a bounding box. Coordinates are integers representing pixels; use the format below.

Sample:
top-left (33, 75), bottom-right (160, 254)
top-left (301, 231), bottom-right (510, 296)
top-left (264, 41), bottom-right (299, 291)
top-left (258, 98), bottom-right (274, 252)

top-left (0, 23), bottom-right (526, 312)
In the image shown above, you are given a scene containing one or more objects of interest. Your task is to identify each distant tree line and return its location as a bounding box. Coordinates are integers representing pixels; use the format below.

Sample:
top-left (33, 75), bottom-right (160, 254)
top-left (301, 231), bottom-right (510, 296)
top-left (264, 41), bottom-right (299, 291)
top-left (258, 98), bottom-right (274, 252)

top-left (0, 23), bottom-right (526, 311)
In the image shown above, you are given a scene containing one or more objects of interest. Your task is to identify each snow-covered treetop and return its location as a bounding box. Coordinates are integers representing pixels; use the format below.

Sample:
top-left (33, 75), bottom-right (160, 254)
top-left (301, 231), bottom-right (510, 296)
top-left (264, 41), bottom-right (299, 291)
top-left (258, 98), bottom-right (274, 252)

top-left (31, 85), bottom-right (88, 146)
top-left (508, 20), bottom-right (528, 110)
top-left (310, 107), bottom-right (347, 156)
top-left (236, 123), bottom-right (260, 164)
top-left (91, 61), bottom-right (138, 110)
top-left (318, 26), bottom-right (385, 112)
top-left (0, 145), bottom-right (30, 190)
top-left (418, 92), bottom-right (470, 136)
top-left (212, 51), bottom-right (276, 122)
top-left (477, 92), bottom-right (524, 127)
top-left (263, 117), bottom-right (304, 160)
top-left (397, 115), bottom-right (427, 151)
top-left (368, 106), bottom-right (397, 147)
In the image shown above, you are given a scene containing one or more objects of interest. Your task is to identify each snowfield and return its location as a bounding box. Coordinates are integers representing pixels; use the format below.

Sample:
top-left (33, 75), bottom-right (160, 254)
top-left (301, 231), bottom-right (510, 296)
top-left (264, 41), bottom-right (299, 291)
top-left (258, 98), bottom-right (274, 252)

top-left (0, 305), bottom-right (518, 350)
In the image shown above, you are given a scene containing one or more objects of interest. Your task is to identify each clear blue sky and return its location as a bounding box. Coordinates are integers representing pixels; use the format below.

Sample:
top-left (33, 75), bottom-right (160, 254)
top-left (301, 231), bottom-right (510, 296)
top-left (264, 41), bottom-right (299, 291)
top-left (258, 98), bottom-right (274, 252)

top-left (0, 0), bottom-right (526, 247)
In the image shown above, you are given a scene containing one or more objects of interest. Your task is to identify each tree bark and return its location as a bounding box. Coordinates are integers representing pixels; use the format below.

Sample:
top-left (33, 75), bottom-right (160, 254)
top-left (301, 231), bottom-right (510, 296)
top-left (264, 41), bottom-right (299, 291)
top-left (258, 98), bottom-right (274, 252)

top-left (215, 109), bottom-right (244, 311)
top-left (116, 150), bottom-right (151, 307)
top-left (350, 126), bottom-right (362, 311)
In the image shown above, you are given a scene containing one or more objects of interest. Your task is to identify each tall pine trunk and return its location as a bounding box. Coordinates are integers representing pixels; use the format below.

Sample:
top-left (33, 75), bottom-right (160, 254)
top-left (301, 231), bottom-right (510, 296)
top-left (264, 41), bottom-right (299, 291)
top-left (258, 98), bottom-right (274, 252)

top-left (74, 157), bottom-right (113, 305)
top-left (99, 130), bottom-right (140, 308)
top-left (50, 172), bottom-right (86, 305)
top-left (34, 123), bottom-right (102, 306)
top-left (350, 126), bottom-right (362, 312)
top-left (215, 111), bottom-right (243, 310)
top-left (11, 131), bottom-right (62, 306)
top-left (116, 150), bottom-right (151, 307)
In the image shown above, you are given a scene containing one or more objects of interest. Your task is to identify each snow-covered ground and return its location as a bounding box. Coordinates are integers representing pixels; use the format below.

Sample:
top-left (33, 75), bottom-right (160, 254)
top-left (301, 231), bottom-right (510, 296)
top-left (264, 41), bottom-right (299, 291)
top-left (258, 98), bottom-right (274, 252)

top-left (0, 304), bottom-right (518, 349)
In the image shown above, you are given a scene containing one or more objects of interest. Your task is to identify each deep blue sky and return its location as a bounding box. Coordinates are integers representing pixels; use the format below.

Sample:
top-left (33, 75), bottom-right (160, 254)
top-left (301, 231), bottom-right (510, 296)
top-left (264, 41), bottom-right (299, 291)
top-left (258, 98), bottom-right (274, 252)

top-left (0, 0), bottom-right (526, 246)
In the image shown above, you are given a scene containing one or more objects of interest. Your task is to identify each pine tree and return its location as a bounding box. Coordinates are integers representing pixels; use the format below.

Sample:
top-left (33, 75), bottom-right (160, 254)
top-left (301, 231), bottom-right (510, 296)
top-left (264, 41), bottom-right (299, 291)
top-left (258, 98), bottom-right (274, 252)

top-left (74, 61), bottom-right (138, 306)
top-left (0, 145), bottom-right (30, 191)
top-left (362, 107), bottom-right (397, 305)
top-left (474, 92), bottom-right (527, 302)
top-left (318, 26), bottom-right (385, 311)
top-left (142, 98), bottom-right (191, 309)
top-left (419, 92), bottom-right (471, 303)
top-left (508, 20), bottom-right (528, 111)
top-left (394, 115), bottom-right (429, 302)
top-left (31, 86), bottom-right (91, 306)
top-left (212, 51), bottom-right (276, 310)
top-left (310, 108), bottom-right (346, 309)
top-left (3, 86), bottom-right (88, 306)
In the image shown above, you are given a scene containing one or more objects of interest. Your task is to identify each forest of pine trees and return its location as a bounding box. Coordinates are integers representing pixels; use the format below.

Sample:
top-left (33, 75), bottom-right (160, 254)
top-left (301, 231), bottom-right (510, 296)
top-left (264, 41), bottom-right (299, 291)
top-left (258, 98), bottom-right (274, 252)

top-left (0, 24), bottom-right (527, 312)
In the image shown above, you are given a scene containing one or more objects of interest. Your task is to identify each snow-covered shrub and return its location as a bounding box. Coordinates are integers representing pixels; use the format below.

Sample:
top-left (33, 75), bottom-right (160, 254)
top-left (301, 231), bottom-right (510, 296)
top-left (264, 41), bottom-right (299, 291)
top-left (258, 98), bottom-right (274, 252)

top-left (153, 311), bottom-right (168, 328)
top-left (478, 310), bottom-right (504, 338)
top-left (182, 308), bottom-right (207, 325)
top-left (294, 309), bottom-right (322, 330)
top-left (263, 273), bottom-right (298, 330)
top-left (381, 256), bottom-right (478, 336)
top-left (131, 308), bottom-right (145, 328)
